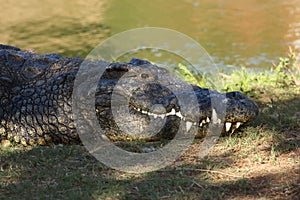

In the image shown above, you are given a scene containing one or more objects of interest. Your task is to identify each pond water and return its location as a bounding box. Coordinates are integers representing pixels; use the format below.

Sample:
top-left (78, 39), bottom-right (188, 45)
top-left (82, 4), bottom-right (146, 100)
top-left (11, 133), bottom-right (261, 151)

top-left (1, 0), bottom-right (299, 70)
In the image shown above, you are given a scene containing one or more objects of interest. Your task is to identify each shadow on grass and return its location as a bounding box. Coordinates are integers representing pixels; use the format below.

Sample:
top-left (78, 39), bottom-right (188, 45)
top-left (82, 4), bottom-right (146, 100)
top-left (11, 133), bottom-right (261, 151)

top-left (250, 90), bottom-right (300, 154)
top-left (0, 143), bottom-right (299, 200)
top-left (0, 145), bottom-right (121, 199)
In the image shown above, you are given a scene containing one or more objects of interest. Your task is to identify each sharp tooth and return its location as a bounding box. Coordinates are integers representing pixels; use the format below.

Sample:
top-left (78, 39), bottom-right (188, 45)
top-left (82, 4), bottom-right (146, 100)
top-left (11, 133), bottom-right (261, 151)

top-left (206, 117), bottom-right (210, 123)
top-left (153, 114), bottom-right (157, 119)
top-left (137, 108), bottom-right (141, 112)
top-left (186, 121), bottom-right (193, 132)
top-left (166, 108), bottom-right (176, 116)
top-left (202, 119), bottom-right (206, 124)
top-left (225, 122), bottom-right (232, 132)
top-left (160, 114), bottom-right (165, 119)
top-left (200, 122), bottom-right (203, 127)
top-left (236, 122), bottom-right (242, 129)
top-left (142, 110), bottom-right (148, 114)
top-left (170, 108), bottom-right (176, 115)
top-left (193, 122), bottom-right (197, 125)
top-left (231, 127), bottom-right (236, 134)
top-left (176, 111), bottom-right (183, 119)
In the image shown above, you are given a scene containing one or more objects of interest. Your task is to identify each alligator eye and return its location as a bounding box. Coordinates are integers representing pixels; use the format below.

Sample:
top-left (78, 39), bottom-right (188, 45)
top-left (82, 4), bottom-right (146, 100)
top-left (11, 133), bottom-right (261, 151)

top-left (141, 73), bottom-right (150, 79)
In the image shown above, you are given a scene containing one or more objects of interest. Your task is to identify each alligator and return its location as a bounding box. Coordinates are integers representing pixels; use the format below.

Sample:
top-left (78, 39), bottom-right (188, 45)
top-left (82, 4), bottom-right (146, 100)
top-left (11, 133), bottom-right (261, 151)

top-left (0, 44), bottom-right (259, 146)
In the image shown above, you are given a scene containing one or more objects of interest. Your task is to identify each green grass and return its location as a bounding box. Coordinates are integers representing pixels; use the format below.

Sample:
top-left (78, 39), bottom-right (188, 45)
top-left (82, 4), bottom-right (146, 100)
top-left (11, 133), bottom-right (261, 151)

top-left (1, 53), bottom-right (300, 199)
top-left (178, 48), bottom-right (300, 97)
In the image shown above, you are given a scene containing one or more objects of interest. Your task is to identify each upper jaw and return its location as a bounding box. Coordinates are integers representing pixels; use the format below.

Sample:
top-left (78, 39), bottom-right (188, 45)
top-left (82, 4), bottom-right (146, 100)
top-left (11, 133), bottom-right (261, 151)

top-left (223, 92), bottom-right (259, 123)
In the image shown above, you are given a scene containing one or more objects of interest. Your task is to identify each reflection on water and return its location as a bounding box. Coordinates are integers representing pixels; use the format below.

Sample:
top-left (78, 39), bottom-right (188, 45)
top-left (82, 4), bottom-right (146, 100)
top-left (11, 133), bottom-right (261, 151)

top-left (0, 0), bottom-right (299, 68)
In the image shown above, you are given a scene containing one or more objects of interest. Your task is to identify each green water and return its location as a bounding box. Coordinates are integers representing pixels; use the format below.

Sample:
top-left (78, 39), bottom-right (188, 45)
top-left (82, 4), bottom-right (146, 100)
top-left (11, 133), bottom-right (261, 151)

top-left (1, 0), bottom-right (299, 69)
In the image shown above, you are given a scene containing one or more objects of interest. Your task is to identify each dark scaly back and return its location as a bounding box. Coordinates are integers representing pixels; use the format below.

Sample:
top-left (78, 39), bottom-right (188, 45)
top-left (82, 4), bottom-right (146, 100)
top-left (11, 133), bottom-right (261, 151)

top-left (0, 45), bottom-right (83, 145)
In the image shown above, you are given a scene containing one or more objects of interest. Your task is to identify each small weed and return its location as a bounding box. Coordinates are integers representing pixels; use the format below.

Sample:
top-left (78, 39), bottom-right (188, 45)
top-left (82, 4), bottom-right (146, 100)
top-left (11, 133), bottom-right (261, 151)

top-left (270, 145), bottom-right (277, 165)
top-left (174, 63), bottom-right (210, 88)
top-left (272, 47), bottom-right (300, 86)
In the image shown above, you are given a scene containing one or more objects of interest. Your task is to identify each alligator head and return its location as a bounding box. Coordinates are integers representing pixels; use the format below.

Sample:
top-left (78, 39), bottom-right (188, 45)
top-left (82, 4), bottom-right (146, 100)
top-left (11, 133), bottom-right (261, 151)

top-left (92, 58), bottom-right (259, 140)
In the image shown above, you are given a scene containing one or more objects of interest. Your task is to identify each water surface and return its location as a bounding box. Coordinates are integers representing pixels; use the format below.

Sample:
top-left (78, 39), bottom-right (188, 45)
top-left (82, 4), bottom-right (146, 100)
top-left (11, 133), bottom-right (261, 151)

top-left (0, 0), bottom-right (299, 69)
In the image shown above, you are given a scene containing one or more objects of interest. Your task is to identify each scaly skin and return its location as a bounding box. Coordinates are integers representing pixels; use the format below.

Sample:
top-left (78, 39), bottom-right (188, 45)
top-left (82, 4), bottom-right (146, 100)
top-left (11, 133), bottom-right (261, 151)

top-left (0, 44), bottom-right (259, 145)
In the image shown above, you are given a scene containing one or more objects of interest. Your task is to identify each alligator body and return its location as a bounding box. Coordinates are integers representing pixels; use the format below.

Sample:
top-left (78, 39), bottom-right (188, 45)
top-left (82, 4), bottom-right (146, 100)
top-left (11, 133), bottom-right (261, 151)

top-left (0, 44), bottom-right (259, 146)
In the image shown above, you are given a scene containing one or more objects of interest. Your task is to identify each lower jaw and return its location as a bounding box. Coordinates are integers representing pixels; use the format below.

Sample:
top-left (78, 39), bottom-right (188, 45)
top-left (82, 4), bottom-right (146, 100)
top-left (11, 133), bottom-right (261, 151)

top-left (104, 121), bottom-right (244, 142)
